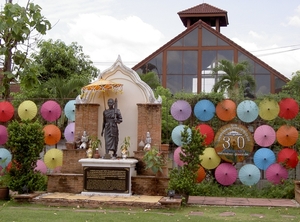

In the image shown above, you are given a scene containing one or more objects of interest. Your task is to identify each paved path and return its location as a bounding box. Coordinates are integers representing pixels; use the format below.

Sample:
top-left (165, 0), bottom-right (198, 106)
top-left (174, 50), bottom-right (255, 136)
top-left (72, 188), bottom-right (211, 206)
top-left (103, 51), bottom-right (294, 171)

top-left (188, 196), bottom-right (299, 207)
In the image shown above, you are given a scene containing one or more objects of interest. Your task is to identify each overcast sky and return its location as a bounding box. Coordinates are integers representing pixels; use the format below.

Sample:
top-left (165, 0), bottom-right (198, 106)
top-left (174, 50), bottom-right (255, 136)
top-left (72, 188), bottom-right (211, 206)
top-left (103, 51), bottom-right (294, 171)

top-left (13, 0), bottom-right (300, 79)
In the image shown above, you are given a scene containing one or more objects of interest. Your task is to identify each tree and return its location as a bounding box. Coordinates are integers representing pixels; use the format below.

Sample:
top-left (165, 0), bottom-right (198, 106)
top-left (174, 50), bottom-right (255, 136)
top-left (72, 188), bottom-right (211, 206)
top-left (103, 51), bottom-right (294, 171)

top-left (0, 1), bottom-right (51, 100)
top-left (138, 71), bottom-right (161, 90)
top-left (281, 70), bottom-right (300, 99)
top-left (29, 39), bottom-right (99, 83)
top-left (212, 60), bottom-right (256, 100)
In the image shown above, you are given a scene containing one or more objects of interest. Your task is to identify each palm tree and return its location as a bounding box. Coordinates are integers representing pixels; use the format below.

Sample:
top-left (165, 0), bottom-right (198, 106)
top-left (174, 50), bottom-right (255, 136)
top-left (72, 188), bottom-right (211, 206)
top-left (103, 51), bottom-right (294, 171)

top-left (212, 60), bottom-right (256, 99)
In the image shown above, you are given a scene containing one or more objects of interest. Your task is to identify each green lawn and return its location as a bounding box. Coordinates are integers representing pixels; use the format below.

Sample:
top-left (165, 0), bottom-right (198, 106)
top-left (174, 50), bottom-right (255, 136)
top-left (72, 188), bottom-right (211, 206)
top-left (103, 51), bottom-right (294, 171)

top-left (0, 200), bottom-right (299, 222)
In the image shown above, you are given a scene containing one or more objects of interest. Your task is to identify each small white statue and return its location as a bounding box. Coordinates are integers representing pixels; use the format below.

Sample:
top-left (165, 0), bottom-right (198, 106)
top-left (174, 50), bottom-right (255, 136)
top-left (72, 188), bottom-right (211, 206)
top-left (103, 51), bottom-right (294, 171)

top-left (80, 131), bottom-right (89, 149)
top-left (144, 132), bottom-right (151, 151)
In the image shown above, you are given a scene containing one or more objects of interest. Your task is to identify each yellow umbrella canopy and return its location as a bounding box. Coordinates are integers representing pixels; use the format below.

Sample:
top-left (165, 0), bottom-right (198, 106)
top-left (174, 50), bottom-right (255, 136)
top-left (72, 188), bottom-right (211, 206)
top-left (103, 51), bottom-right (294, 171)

top-left (81, 78), bottom-right (123, 102)
top-left (17, 100), bottom-right (38, 120)
top-left (44, 148), bottom-right (63, 169)
top-left (199, 147), bottom-right (221, 170)
top-left (258, 98), bottom-right (279, 121)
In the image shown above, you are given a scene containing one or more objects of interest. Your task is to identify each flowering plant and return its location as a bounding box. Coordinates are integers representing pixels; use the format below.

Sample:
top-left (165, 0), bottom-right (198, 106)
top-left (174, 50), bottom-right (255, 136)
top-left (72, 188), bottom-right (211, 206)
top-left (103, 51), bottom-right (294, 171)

top-left (143, 146), bottom-right (166, 174)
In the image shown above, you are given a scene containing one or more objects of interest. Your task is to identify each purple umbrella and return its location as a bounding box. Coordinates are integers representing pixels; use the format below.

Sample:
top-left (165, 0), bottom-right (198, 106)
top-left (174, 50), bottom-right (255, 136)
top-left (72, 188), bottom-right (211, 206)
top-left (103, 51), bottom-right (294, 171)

top-left (0, 125), bottom-right (8, 145)
top-left (64, 122), bottom-right (75, 142)
top-left (215, 163), bottom-right (237, 186)
top-left (40, 100), bottom-right (62, 122)
top-left (170, 100), bottom-right (192, 121)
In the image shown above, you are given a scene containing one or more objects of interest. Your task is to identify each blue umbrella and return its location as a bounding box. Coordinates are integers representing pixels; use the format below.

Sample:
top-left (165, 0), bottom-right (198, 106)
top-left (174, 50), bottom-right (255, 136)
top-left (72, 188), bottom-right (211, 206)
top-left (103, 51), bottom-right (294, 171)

top-left (253, 148), bottom-right (276, 170)
top-left (171, 125), bottom-right (191, 147)
top-left (64, 100), bottom-right (76, 121)
top-left (237, 100), bottom-right (258, 123)
top-left (194, 99), bottom-right (215, 121)
top-left (238, 164), bottom-right (260, 186)
top-left (0, 148), bottom-right (12, 168)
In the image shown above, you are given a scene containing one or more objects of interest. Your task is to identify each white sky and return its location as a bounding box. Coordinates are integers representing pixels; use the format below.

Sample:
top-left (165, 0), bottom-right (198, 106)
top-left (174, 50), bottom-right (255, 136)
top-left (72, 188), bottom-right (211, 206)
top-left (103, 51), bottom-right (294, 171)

top-left (12, 0), bottom-right (300, 79)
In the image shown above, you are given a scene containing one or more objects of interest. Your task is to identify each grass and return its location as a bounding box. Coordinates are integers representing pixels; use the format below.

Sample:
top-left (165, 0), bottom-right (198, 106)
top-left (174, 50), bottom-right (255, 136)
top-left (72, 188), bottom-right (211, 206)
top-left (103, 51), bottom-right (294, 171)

top-left (0, 200), bottom-right (299, 222)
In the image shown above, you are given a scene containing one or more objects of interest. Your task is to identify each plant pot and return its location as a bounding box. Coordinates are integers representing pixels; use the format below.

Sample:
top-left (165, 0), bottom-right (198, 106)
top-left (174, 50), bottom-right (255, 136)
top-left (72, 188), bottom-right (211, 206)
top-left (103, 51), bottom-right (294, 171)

top-left (93, 148), bottom-right (100, 159)
top-left (0, 187), bottom-right (9, 200)
top-left (160, 144), bottom-right (169, 151)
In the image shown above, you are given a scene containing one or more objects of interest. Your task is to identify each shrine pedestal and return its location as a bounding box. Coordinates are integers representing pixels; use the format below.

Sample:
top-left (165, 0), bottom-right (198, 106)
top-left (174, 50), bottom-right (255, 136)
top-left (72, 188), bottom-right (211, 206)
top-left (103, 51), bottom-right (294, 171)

top-left (78, 158), bottom-right (138, 196)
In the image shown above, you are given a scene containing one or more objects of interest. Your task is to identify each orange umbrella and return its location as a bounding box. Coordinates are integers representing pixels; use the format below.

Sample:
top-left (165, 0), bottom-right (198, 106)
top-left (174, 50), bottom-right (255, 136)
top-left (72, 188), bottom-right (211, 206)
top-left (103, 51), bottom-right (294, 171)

top-left (196, 166), bottom-right (206, 183)
top-left (43, 124), bottom-right (61, 145)
top-left (216, 99), bottom-right (236, 121)
top-left (258, 98), bottom-right (279, 121)
top-left (276, 125), bottom-right (298, 146)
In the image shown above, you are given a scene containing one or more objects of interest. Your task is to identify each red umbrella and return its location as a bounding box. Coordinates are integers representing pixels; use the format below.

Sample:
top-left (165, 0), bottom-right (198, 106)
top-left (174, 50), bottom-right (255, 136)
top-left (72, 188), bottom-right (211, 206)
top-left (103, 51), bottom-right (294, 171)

top-left (266, 163), bottom-right (288, 184)
top-left (254, 125), bottom-right (276, 147)
top-left (40, 100), bottom-right (62, 122)
top-left (215, 163), bottom-right (237, 186)
top-left (195, 124), bottom-right (214, 146)
top-left (278, 98), bottom-right (299, 119)
top-left (43, 124), bottom-right (61, 145)
top-left (0, 125), bottom-right (8, 145)
top-left (277, 148), bottom-right (299, 169)
top-left (276, 125), bottom-right (298, 146)
top-left (0, 101), bottom-right (14, 122)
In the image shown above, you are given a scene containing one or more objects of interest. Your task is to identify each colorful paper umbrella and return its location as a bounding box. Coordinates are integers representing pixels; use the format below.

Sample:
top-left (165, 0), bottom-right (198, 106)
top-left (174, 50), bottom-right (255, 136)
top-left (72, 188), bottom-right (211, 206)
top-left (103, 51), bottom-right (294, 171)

top-left (278, 98), bottom-right (299, 119)
top-left (215, 99), bottom-right (236, 121)
top-left (64, 100), bottom-right (76, 121)
top-left (40, 100), bottom-right (62, 122)
top-left (277, 148), bottom-right (299, 169)
top-left (258, 98), bottom-right (279, 121)
top-left (238, 164), bottom-right (260, 186)
top-left (266, 163), bottom-right (288, 184)
top-left (17, 100), bottom-right (37, 120)
top-left (253, 148), bottom-right (276, 170)
top-left (276, 125), bottom-right (298, 146)
top-left (194, 99), bottom-right (215, 121)
top-left (215, 163), bottom-right (237, 186)
top-left (199, 147), bottom-right (221, 169)
top-left (173, 147), bottom-right (185, 167)
top-left (44, 148), bottom-right (63, 169)
top-left (64, 122), bottom-right (75, 142)
top-left (0, 101), bottom-right (14, 122)
top-left (34, 160), bottom-right (48, 174)
top-left (0, 148), bottom-right (12, 168)
top-left (43, 124), bottom-right (61, 145)
top-left (0, 125), bottom-right (8, 145)
top-left (170, 100), bottom-right (192, 122)
top-left (253, 125), bottom-right (276, 147)
top-left (195, 123), bottom-right (214, 145)
top-left (171, 125), bottom-right (191, 147)
top-left (196, 166), bottom-right (206, 183)
top-left (236, 100), bottom-right (258, 123)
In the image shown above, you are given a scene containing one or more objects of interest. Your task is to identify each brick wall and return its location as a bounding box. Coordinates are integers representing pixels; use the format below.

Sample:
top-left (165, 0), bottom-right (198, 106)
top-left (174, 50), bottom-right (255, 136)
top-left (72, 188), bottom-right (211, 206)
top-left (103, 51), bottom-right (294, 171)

top-left (61, 149), bottom-right (86, 174)
top-left (137, 104), bottom-right (161, 149)
top-left (47, 174), bottom-right (83, 193)
top-left (132, 176), bottom-right (169, 196)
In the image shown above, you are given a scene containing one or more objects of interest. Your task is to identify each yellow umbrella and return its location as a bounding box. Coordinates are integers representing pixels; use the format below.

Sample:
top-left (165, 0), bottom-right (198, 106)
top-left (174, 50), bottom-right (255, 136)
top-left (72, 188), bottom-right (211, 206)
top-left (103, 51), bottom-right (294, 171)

top-left (17, 100), bottom-right (37, 120)
top-left (81, 78), bottom-right (123, 103)
top-left (44, 148), bottom-right (63, 169)
top-left (199, 147), bottom-right (221, 170)
top-left (258, 98), bottom-right (279, 121)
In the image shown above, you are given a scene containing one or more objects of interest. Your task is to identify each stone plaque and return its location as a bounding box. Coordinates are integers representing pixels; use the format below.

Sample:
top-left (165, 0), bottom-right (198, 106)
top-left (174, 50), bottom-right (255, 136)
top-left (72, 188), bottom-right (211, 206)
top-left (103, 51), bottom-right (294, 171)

top-left (84, 167), bottom-right (129, 193)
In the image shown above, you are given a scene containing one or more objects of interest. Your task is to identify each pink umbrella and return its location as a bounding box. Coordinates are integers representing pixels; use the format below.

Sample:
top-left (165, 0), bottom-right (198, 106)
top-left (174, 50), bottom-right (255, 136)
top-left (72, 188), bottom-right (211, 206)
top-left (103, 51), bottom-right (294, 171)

top-left (253, 125), bottom-right (276, 147)
top-left (215, 163), bottom-right (237, 186)
top-left (266, 163), bottom-right (288, 184)
top-left (40, 100), bottom-right (62, 122)
top-left (64, 122), bottom-right (75, 142)
top-left (34, 160), bottom-right (47, 174)
top-left (173, 147), bottom-right (186, 167)
top-left (0, 125), bottom-right (8, 145)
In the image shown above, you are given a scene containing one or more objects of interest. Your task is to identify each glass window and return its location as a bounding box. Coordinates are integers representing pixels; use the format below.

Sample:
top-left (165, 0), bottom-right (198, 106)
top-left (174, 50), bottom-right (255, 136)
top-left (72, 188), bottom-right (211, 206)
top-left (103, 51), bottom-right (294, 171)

top-left (167, 51), bottom-right (182, 74)
top-left (275, 76), bottom-right (286, 93)
top-left (255, 63), bottom-right (269, 74)
top-left (183, 51), bottom-right (197, 74)
top-left (238, 52), bottom-right (255, 73)
top-left (166, 75), bottom-right (182, 94)
top-left (218, 50), bottom-right (233, 62)
top-left (202, 77), bottom-right (215, 93)
top-left (202, 28), bottom-right (229, 46)
top-left (183, 74), bottom-right (197, 93)
top-left (255, 75), bottom-right (270, 96)
top-left (202, 50), bottom-right (216, 71)
top-left (172, 29), bottom-right (198, 47)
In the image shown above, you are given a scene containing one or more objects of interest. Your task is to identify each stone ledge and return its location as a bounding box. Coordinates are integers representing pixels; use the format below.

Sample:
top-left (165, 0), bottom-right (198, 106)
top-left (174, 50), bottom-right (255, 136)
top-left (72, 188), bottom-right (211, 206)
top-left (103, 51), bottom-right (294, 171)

top-left (159, 197), bottom-right (182, 208)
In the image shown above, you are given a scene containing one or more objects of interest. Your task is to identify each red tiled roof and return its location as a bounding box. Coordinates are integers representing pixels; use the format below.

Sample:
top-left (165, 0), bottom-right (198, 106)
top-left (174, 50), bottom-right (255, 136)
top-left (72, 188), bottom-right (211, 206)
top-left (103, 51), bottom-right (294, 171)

top-left (178, 3), bottom-right (227, 15)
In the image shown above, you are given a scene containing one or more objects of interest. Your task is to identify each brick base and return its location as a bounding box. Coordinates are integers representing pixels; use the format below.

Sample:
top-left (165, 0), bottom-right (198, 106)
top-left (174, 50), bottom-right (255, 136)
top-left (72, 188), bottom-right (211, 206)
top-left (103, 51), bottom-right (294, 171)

top-left (47, 174), bottom-right (83, 193)
top-left (132, 176), bottom-right (169, 196)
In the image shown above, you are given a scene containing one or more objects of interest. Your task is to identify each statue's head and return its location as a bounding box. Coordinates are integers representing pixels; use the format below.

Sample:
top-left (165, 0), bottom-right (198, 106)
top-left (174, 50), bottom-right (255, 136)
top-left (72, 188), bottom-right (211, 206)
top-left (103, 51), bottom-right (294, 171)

top-left (107, 98), bottom-right (114, 106)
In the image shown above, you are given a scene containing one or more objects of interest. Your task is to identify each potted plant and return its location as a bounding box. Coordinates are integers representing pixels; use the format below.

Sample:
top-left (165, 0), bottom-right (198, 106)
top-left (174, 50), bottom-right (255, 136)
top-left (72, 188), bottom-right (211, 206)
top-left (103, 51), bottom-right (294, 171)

top-left (120, 136), bottom-right (130, 159)
top-left (90, 135), bottom-right (101, 159)
top-left (143, 146), bottom-right (166, 176)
